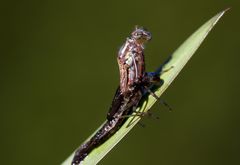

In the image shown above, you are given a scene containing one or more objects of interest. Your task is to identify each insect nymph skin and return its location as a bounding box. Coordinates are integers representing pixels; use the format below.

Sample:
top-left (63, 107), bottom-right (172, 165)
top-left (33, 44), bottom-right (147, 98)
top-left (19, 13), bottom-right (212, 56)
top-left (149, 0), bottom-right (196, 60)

top-left (72, 26), bottom-right (158, 165)
top-left (118, 27), bottom-right (151, 96)
top-left (107, 27), bottom-right (154, 120)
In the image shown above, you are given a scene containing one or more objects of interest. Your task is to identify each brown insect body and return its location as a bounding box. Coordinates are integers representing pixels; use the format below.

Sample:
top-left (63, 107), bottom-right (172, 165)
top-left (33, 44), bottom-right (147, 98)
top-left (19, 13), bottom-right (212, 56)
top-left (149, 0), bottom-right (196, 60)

top-left (72, 27), bottom-right (153, 165)
top-left (107, 26), bottom-right (152, 120)
top-left (118, 38), bottom-right (145, 96)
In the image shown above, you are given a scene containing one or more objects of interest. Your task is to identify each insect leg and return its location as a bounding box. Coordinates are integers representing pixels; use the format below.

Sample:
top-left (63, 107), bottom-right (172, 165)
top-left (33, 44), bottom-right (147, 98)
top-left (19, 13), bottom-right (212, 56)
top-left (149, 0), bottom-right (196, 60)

top-left (159, 99), bottom-right (172, 111)
top-left (137, 122), bottom-right (146, 128)
top-left (120, 110), bottom-right (159, 120)
top-left (144, 86), bottom-right (172, 111)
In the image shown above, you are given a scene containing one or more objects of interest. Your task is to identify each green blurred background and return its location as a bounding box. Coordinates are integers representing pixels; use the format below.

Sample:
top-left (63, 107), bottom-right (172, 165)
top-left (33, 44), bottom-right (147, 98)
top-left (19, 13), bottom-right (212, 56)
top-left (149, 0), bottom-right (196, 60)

top-left (1, 0), bottom-right (239, 164)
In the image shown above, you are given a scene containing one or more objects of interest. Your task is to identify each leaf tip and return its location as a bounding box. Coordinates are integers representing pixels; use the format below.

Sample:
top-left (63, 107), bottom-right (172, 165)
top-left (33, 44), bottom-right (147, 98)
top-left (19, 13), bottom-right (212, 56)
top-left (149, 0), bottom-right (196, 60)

top-left (218, 7), bottom-right (230, 19)
top-left (223, 7), bottom-right (231, 12)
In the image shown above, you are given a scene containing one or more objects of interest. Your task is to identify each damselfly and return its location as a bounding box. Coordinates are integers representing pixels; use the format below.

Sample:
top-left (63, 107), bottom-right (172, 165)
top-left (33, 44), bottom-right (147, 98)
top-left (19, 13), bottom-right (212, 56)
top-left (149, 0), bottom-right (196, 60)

top-left (72, 26), bottom-right (160, 165)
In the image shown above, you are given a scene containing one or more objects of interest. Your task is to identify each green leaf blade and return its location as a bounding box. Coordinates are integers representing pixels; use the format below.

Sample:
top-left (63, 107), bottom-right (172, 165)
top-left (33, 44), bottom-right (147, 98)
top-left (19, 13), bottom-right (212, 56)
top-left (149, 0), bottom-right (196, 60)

top-left (62, 9), bottom-right (227, 165)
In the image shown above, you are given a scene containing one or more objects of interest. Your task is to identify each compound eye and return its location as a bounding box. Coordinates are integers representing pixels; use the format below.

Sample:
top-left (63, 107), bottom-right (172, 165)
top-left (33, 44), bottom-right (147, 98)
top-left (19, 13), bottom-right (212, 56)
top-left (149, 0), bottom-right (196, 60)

top-left (134, 32), bottom-right (142, 38)
top-left (131, 29), bottom-right (144, 39)
top-left (137, 32), bottom-right (142, 36)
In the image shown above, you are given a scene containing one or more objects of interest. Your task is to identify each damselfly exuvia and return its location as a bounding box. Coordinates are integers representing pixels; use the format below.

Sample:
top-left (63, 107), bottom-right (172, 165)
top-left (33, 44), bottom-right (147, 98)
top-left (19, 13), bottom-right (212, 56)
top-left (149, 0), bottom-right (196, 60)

top-left (72, 26), bottom-right (161, 165)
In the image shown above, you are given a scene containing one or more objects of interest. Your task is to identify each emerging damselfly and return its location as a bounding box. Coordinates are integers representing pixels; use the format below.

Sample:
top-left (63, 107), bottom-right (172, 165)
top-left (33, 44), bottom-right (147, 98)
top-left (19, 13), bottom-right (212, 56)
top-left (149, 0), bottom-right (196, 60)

top-left (72, 26), bottom-right (161, 165)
